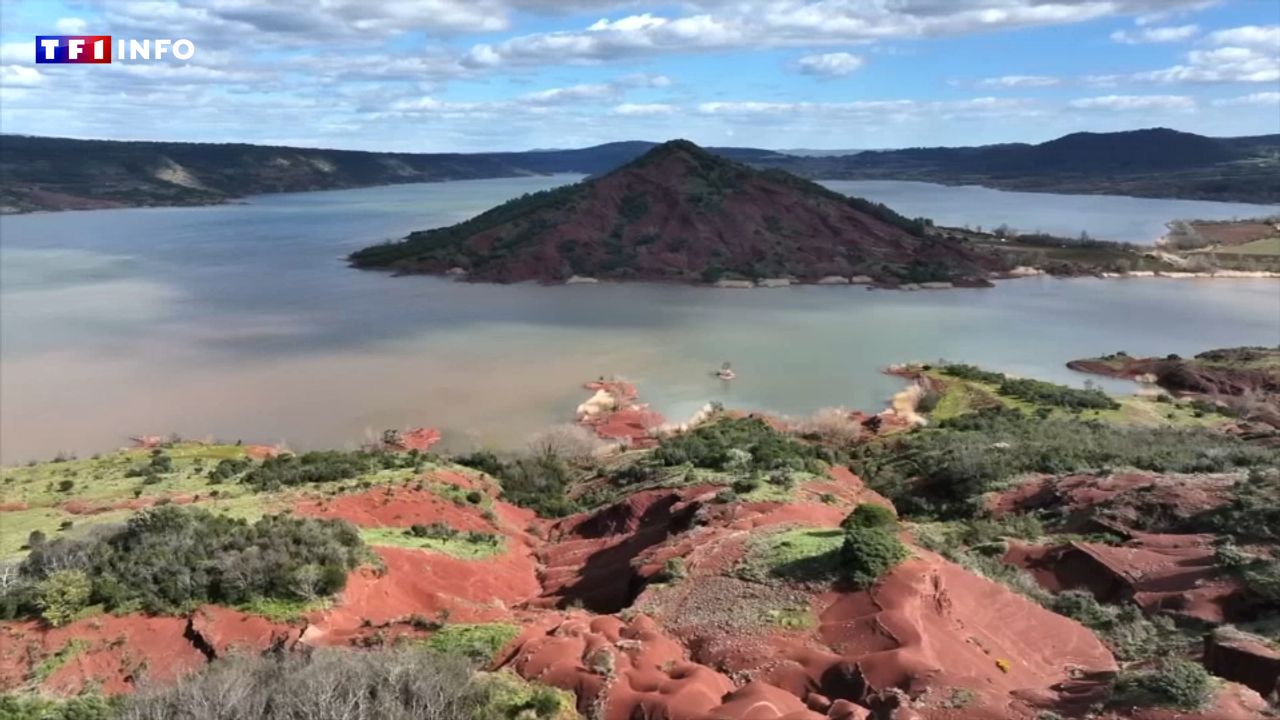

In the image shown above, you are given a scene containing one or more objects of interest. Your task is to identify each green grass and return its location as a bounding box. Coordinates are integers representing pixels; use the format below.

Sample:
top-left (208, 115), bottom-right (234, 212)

top-left (0, 447), bottom-right (467, 562)
top-left (31, 639), bottom-right (89, 684)
top-left (359, 527), bottom-right (505, 559)
top-left (736, 527), bottom-right (845, 583)
top-left (921, 369), bottom-right (1225, 429)
top-left (0, 444), bottom-right (255, 509)
top-left (426, 623), bottom-right (520, 664)
top-left (1196, 237), bottom-right (1280, 256)
top-left (764, 606), bottom-right (814, 630)
top-left (235, 597), bottom-right (330, 623)
top-left (472, 671), bottom-right (579, 720)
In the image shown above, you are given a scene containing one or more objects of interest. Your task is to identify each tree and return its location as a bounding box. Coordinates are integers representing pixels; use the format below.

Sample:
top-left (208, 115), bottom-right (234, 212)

top-left (37, 569), bottom-right (91, 627)
top-left (841, 526), bottom-right (909, 587)
top-left (841, 503), bottom-right (897, 530)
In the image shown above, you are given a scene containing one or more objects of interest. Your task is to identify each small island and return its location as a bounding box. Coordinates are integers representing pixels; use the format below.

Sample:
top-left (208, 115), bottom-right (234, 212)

top-left (350, 140), bottom-right (1280, 289)
top-left (348, 140), bottom-right (996, 287)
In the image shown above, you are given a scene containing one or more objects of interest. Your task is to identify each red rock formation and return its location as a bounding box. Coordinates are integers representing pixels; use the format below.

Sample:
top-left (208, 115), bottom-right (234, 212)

top-left (1205, 631), bottom-right (1280, 700)
top-left (1007, 535), bottom-right (1250, 624)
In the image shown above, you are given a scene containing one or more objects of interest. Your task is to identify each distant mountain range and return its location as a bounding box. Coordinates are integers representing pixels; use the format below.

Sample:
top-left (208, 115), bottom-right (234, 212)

top-left (1, 128), bottom-right (1277, 213)
top-left (349, 139), bottom-right (994, 285)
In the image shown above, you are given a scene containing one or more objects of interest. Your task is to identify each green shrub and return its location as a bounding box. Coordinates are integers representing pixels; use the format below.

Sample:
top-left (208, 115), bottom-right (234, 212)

top-left (241, 450), bottom-right (420, 491)
top-left (656, 557), bottom-right (687, 583)
top-left (36, 570), bottom-right (91, 627)
top-left (1113, 659), bottom-right (1214, 711)
top-left (840, 504), bottom-right (897, 530)
top-left (840, 526), bottom-right (909, 587)
top-left (1049, 590), bottom-right (1187, 661)
top-left (426, 624), bottom-right (520, 665)
top-left (0, 693), bottom-right (119, 720)
top-left (10, 506), bottom-right (366, 617)
top-left (454, 451), bottom-right (581, 518)
top-left (852, 406), bottom-right (1277, 519)
top-left (652, 417), bottom-right (827, 474)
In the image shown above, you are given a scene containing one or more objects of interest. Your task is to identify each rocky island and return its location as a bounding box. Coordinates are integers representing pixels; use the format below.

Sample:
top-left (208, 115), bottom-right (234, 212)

top-left (349, 140), bottom-right (995, 287)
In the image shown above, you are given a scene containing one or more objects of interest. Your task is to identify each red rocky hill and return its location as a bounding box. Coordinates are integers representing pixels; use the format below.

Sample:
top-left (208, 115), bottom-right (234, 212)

top-left (350, 140), bottom-right (993, 285)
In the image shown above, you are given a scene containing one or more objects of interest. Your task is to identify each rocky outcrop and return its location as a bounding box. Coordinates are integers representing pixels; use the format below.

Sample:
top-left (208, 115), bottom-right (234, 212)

top-left (1205, 630), bottom-right (1280, 700)
top-left (350, 140), bottom-right (993, 285)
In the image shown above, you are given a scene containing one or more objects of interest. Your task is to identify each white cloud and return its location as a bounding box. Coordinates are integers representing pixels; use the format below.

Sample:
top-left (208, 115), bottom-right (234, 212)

top-left (1068, 94), bottom-right (1195, 111)
top-left (0, 65), bottom-right (44, 89)
top-left (55, 17), bottom-right (89, 34)
top-left (1208, 25), bottom-right (1280, 48)
top-left (1211, 91), bottom-right (1280, 107)
top-left (519, 82), bottom-right (618, 104)
top-left (795, 52), bottom-right (864, 77)
top-left (460, 0), bottom-right (1215, 67)
top-left (612, 103), bottom-right (675, 115)
top-left (1136, 46), bottom-right (1279, 84)
top-left (1102, 24), bottom-right (1280, 85)
top-left (1110, 24), bottom-right (1198, 43)
top-left (976, 74), bottom-right (1060, 88)
top-left (695, 97), bottom-right (1038, 122)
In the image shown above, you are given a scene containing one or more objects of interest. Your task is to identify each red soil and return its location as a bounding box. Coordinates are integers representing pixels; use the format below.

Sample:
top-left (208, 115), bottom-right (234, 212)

top-left (509, 613), bottom-right (738, 720)
top-left (0, 502), bottom-right (28, 511)
top-left (382, 427), bottom-right (442, 452)
top-left (243, 443), bottom-right (282, 459)
top-left (0, 616), bottom-right (204, 695)
top-left (294, 484), bottom-right (494, 533)
top-left (189, 605), bottom-right (301, 657)
top-left (578, 380), bottom-right (665, 448)
top-left (302, 543), bottom-right (540, 646)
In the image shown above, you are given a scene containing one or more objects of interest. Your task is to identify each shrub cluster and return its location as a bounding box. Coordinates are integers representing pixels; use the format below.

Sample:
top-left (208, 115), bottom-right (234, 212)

top-left (407, 523), bottom-right (499, 548)
top-left (939, 364), bottom-right (1118, 410)
top-left (2, 647), bottom-right (571, 720)
top-left (2, 506), bottom-right (367, 620)
top-left (1048, 590), bottom-right (1188, 661)
top-left (652, 417), bottom-right (829, 474)
top-left (852, 407), bottom-right (1277, 518)
top-left (1112, 659), bottom-right (1215, 711)
top-left (242, 450), bottom-right (422, 491)
top-left (454, 450), bottom-right (581, 518)
top-left (840, 524), bottom-right (909, 588)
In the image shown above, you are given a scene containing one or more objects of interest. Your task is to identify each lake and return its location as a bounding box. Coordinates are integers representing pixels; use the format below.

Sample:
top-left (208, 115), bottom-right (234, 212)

top-left (1, 177), bottom-right (1277, 463)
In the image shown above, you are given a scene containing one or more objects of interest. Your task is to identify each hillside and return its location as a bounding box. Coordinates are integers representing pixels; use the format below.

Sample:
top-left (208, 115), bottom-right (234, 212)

top-left (3, 128), bottom-right (1277, 214)
top-left (1, 359), bottom-right (1278, 719)
top-left (757, 128), bottom-right (1280, 203)
top-left (0, 136), bottom-right (666, 214)
top-left (349, 140), bottom-right (993, 285)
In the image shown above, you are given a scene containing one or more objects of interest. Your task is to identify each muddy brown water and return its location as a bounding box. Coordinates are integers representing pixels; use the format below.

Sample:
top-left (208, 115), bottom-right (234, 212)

top-left (2, 176), bottom-right (1277, 463)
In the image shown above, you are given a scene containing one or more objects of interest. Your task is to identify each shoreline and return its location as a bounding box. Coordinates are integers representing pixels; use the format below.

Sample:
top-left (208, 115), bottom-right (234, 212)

top-left (371, 267), bottom-right (1280, 291)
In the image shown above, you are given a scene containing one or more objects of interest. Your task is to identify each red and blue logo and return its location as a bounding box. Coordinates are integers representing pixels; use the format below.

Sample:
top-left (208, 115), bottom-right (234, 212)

top-left (36, 35), bottom-right (113, 64)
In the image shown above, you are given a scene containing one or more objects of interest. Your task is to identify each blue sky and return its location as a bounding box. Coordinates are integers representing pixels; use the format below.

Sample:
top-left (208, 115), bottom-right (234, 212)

top-left (1, 0), bottom-right (1277, 151)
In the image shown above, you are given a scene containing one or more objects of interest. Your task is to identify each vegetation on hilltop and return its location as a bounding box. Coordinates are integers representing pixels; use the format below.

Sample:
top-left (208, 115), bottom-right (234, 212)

top-left (852, 405), bottom-right (1276, 519)
top-left (1, 506), bottom-right (368, 621)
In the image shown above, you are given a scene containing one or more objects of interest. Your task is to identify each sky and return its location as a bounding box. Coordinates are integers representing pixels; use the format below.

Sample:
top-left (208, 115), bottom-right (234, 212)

top-left (0, 0), bottom-right (1277, 152)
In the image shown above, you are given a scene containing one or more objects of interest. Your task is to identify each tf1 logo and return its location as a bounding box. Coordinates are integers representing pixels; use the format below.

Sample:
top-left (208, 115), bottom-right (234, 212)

top-left (35, 36), bottom-right (196, 64)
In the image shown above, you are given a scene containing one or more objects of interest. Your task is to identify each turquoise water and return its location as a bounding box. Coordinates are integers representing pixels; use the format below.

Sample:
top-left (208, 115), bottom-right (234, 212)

top-left (1, 177), bottom-right (1277, 462)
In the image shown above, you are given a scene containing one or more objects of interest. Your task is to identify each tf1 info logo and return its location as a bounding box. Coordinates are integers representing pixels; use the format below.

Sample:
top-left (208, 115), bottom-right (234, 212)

top-left (35, 36), bottom-right (196, 64)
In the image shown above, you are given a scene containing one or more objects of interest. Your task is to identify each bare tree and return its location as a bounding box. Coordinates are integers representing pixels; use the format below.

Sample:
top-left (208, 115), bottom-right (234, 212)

top-left (526, 424), bottom-right (606, 463)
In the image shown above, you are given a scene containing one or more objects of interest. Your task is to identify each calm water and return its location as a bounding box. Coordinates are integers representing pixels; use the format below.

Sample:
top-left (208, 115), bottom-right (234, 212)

top-left (1, 177), bottom-right (1277, 463)
top-left (824, 180), bottom-right (1278, 243)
